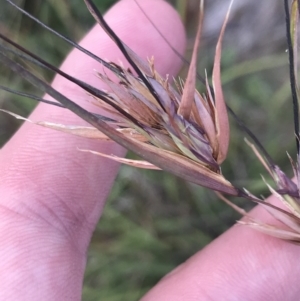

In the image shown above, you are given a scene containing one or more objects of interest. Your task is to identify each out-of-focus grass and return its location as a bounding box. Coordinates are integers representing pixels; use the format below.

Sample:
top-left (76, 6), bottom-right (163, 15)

top-left (0, 0), bottom-right (295, 300)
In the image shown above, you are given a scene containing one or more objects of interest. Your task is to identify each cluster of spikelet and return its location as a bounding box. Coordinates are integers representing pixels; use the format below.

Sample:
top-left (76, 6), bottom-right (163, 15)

top-left (1, 0), bottom-right (300, 243)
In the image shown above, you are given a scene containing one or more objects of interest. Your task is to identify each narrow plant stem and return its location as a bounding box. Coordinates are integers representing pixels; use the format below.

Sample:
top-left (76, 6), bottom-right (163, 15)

top-left (284, 0), bottom-right (300, 154)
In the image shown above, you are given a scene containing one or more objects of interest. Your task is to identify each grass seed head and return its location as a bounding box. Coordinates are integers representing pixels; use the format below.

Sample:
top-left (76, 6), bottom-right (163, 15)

top-left (71, 0), bottom-right (236, 195)
top-left (4, 0), bottom-right (300, 243)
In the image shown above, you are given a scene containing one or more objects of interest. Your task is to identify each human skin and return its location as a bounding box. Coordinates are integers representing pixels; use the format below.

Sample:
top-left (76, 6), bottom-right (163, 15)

top-left (0, 0), bottom-right (299, 300)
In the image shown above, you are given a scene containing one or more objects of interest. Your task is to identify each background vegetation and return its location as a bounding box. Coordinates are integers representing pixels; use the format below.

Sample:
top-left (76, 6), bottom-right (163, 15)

top-left (0, 0), bottom-right (295, 300)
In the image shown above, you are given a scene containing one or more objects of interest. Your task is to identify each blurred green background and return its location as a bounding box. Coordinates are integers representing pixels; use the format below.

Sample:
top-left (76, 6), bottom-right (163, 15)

top-left (0, 0), bottom-right (295, 300)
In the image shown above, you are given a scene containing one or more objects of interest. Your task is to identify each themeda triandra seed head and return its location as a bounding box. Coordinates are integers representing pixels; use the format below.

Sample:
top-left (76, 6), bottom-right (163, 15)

top-left (0, 0), bottom-right (239, 196)
top-left (77, 0), bottom-right (236, 194)
top-left (7, 0), bottom-right (300, 243)
top-left (75, 0), bottom-right (237, 195)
